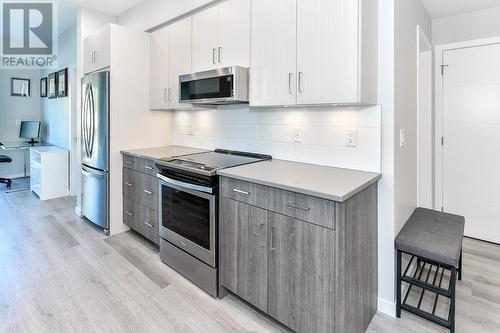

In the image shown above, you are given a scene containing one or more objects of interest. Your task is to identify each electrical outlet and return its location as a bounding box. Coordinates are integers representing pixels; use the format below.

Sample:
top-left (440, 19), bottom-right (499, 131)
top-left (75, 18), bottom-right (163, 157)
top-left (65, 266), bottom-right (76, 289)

top-left (399, 129), bottom-right (406, 147)
top-left (345, 128), bottom-right (357, 147)
top-left (293, 128), bottom-right (303, 143)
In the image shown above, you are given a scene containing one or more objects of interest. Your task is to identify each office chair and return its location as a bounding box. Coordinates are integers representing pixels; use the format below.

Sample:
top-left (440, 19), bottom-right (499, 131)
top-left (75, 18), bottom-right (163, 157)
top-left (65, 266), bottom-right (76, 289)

top-left (0, 155), bottom-right (12, 189)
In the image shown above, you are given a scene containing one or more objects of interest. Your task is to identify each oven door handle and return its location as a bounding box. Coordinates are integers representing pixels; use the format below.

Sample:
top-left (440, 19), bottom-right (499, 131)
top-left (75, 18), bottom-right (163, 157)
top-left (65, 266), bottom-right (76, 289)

top-left (157, 173), bottom-right (214, 194)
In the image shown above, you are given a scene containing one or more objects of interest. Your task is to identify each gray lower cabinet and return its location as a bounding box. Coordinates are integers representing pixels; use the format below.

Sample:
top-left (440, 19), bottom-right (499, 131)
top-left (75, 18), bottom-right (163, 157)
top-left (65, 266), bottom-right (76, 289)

top-left (219, 176), bottom-right (378, 333)
top-left (122, 155), bottom-right (159, 245)
top-left (268, 212), bottom-right (335, 333)
top-left (220, 198), bottom-right (268, 312)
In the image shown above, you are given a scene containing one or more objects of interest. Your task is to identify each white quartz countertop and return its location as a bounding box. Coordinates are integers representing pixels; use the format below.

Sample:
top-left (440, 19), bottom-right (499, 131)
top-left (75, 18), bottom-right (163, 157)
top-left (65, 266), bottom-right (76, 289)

top-left (120, 146), bottom-right (208, 161)
top-left (217, 159), bottom-right (381, 202)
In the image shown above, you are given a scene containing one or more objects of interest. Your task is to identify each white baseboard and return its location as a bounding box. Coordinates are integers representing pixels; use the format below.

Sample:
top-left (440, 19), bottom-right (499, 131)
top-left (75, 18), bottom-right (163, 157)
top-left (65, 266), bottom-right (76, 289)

top-left (378, 297), bottom-right (396, 317)
top-left (74, 206), bottom-right (81, 217)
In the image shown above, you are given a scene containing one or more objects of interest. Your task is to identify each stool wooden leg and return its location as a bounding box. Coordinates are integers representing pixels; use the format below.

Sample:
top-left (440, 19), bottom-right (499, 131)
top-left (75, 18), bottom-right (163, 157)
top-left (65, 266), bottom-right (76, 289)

top-left (396, 250), bottom-right (402, 318)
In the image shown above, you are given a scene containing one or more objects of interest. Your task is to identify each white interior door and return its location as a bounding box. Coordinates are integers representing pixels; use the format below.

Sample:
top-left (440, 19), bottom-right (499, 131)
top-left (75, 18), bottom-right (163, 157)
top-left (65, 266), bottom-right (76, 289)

top-left (441, 43), bottom-right (500, 243)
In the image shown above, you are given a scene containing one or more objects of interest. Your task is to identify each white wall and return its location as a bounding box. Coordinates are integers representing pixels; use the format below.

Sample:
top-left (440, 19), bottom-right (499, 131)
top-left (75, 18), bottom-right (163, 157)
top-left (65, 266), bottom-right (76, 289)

top-left (172, 106), bottom-right (381, 172)
top-left (0, 70), bottom-right (41, 178)
top-left (118, 0), bottom-right (216, 31)
top-left (394, 0), bottom-right (431, 235)
top-left (377, 0), bottom-right (396, 315)
top-left (41, 24), bottom-right (77, 149)
top-left (375, 0), bottom-right (431, 316)
top-left (433, 6), bottom-right (500, 45)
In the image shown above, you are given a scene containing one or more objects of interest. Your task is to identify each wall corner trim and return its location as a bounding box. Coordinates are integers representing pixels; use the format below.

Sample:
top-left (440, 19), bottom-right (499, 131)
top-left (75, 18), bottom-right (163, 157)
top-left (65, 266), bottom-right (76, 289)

top-left (378, 297), bottom-right (396, 317)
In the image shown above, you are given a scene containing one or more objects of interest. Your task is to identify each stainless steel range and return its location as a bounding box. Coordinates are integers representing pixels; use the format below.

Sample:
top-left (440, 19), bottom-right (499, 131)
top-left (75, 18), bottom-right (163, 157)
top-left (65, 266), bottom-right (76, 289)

top-left (156, 149), bottom-right (271, 297)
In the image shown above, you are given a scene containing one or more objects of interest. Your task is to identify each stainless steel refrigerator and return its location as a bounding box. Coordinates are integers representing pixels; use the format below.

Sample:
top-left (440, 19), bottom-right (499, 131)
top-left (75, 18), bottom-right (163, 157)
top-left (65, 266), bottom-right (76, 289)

top-left (81, 71), bottom-right (110, 235)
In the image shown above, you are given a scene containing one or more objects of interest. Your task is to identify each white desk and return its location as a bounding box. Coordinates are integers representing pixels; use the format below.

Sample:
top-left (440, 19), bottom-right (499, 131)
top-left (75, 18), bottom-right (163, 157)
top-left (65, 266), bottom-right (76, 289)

top-left (30, 146), bottom-right (69, 200)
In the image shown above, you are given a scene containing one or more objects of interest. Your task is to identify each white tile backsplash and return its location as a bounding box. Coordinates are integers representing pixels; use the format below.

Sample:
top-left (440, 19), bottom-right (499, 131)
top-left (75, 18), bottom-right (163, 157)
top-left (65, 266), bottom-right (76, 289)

top-left (171, 105), bottom-right (381, 172)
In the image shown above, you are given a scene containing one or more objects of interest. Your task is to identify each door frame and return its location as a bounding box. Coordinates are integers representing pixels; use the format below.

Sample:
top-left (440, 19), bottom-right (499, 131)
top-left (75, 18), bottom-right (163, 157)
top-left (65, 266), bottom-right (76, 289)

top-left (434, 36), bottom-right (500, 210)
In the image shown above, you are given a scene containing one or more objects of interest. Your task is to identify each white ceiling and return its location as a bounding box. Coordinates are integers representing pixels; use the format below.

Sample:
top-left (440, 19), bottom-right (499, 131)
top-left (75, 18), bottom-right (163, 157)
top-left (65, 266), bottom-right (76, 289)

top-left (57, 0), bottom-right (143, 33)
top-left (422, 0), bottom-right (500, 19)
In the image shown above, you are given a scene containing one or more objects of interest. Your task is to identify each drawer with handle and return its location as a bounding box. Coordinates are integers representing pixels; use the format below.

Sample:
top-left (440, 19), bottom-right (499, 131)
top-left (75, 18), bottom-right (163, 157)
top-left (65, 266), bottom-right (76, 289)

top-left (143, 159), bottom-right (157, 176)
top-left (123, 155), bottom-right (144, 172)
top-left (123, 197), bottom-right (138, 228)
top-left (140, 205), bottom-right (159, 244)
top-left (123, 167), bottom-right (140, 200)
top-left (139, 173), bottom-right (158, 211)
top-left (221, 177), bottom-right (335, 229)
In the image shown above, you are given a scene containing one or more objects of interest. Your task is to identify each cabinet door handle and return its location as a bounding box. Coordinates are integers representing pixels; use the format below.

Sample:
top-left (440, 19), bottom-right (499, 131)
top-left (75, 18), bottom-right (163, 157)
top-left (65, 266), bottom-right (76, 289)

top-left (212, 48), bottom-right (217, 65)
top-left (163, 88), bottom-right (168, 102)
top-left (168, 88), bottom-right (172, 102)
top-left (259, 223), bottom-right (265, 248)
top-left (145, 165), bottom-right (153, 170)
top-left (144, 189), bottom-right (152, 195)
top-left (233, 188), bottom-right (250, 195)
top-left (125, 182), bottom-right (133, 187)
top-left (126, 211), bottom-right (133, 217)
top-left (218, 47), bottom-right (222, 63)
top-left (286, 202), bottom-right (311, 212)
top-left (298, 71), bottom-right (303, 93)
top-left (288, 73), bottom-right (293, 94)
top-left (126, 160), bottom-right (133, 165)
top-left (270, 226), bottom-right (277, 251)
top-left (144, 221), bottom-right (153, 228)
top-left (94, 51), bottom-right (97, 63)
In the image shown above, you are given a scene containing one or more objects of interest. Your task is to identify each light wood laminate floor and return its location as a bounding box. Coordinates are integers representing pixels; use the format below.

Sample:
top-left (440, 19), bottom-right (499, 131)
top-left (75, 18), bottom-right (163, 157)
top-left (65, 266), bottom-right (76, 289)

top-left (1, 190), bottom-right (499, 332)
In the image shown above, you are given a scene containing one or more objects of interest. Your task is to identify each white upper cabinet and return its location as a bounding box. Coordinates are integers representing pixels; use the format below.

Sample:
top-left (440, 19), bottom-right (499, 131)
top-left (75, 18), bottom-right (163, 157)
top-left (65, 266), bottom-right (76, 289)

top-left (250, 0), bottom-right (297, 107)
top-left (296, 0), bottom-right (359, 104)
top-left (192, 0), bottom-right (250, 72)
top-left (217, 0), bottom-right (250, 68)
top-left (149, 17), bottom-right (192, 110)
top-left (192, 6), bottom-right (219, 72)
top-left (149, 27), bottom-right (169, 110)
top-left (83, 25), bottom-right (111, 74)
top-left (251, 0), bottom-right (378, 106)
top-left (168, 17), bottom-right (193, 109)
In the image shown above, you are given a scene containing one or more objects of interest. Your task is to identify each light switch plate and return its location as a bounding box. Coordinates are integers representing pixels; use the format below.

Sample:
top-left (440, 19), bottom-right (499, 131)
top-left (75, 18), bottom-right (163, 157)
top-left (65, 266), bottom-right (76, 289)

top-left (399, 129), bottom-right (406, 147)
top-left (345, 128), bottom-right (357, 147)
top-left (293, 128), bottom-right (303, 143)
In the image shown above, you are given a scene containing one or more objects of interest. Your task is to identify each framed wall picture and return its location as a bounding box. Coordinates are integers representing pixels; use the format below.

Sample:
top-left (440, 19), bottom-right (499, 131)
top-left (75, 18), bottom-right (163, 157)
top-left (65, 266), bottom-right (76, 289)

top-left (40, 77), bottom-right (47, 97)
top-left (57, 68), bottom-right (68, 98)
top-left (11, 78), bottom-right (30, 97)
top-left (48, 72), bottom-right (57, 99)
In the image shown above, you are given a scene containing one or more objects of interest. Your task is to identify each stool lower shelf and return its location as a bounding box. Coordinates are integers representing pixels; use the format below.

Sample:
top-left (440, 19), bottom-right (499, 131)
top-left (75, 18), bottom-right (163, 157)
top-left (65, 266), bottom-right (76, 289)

top-left (397, 251), bottom-right (461, 333)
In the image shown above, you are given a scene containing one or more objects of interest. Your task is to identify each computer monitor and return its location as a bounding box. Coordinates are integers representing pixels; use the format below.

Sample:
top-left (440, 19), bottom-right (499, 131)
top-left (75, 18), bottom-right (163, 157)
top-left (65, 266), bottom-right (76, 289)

top-left (19, 121), bottom-right (41, 144)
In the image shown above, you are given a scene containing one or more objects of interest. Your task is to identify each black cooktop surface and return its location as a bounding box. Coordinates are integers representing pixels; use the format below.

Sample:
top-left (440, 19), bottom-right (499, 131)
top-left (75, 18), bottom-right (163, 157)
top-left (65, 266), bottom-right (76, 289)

top-left (159, 149), bottom-right (271, 175)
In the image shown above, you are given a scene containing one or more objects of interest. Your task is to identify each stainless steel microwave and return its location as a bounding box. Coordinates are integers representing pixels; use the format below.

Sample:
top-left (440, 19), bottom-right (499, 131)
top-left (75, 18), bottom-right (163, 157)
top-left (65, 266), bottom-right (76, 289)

top-left (179, 66), bottom-right (249, 105)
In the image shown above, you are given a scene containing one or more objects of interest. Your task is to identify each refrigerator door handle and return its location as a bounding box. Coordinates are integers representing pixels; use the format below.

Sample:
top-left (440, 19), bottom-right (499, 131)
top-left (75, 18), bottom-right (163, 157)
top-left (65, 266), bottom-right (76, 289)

top-left (82, 84), bottom-right (90, 158)
top-left (88, 83), bottom-right (95, 158)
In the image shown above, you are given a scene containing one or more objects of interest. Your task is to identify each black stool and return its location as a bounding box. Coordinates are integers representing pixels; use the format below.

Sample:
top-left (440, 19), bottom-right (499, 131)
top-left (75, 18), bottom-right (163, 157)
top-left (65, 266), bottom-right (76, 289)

top-left (0, 155), bottom-right (12, 189)
top-left (395, 208), bottom-right (465, 333)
